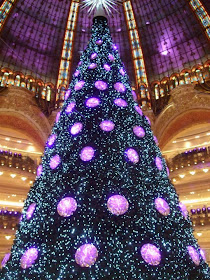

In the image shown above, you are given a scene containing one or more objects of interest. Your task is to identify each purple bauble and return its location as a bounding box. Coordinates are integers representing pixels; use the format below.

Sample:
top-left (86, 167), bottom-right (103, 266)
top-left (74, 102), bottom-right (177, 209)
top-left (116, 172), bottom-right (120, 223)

top-left (132, 90), bottom-right (137, 101)
top-left (50, 155), bottom-right (61, 169)
top-left (119, 68), bottom-right (126, 76)
top-left (88, 63), bottom-right (97, 70)
top-left (155, 198), bottom-right (170, 216)
top-left (125, 148), bottom-right (139, 163)
top-left (26, 203), bottom-right (36, 220)
top-left (154, 136), bottom-right (158, 145)
top-left (74, 70), bottom-right (80, 77)
top-left (85, 97), bottom-right (100, 108)
top-left (80, 146), bottom-right (95, 162)
top-left (140, 244), bottom-right (161, 266)
top-left (1, 253), bottom-right (10, 267)
top-left (57, 197), bottom-right (77, 217)
top-left (108, 54), bottom-right (115, 62)
top-left (65, 102), bottom-right (76, 114)
top-left (133, 126), bottom-right (145, 138)
top-left (65, 89), bottom-right (71, 100)
top-left (100, 120), bottom-right (115, 132)
top-left (75, 244), bottom-right (98, 267)
top-left (107, 195), bottom-right (129, 216)
top-left (134, 105), bottom-right (143, 116)
top-left (155, 157), bottom-right (163, 171)
top-left (114, 98), bottom-right (127, 107)
top-left (95, 80), bottom-right (108, 91)
top-left (47, 134), bottom-right (56, 148)
top-left (187, 246), bottom-right (200, 266)
top-left (179, 202), bottom-right (188, 219)
top-left (78, 61), bottom-right (82, 66)
top-left (56, 112), bottom-right (61, 123)
top-left (200, 249), bottom-right (206, 262)
top-left (20, 247), bottom-right (39, 269)
top-left (166, 167), bottom-right (170, 176)
top-left (37, 165), bottom-right (42, 177)
top-left (112, 44), bottom-right (118, 50)
top-left (96, 39), bottom-right (103, 45)
top-left (103, 64), bottom-right (111, 71)
top-left (91, 53), bottom-right (98, 60)
top-left (74, 81), bottom-right (85, 91)
top-left (70, 123), bottom-right (83, 136)
top-left (114, 82), bottom-right (126, 93)
top-left (145, 116), bottom-right (151, 126)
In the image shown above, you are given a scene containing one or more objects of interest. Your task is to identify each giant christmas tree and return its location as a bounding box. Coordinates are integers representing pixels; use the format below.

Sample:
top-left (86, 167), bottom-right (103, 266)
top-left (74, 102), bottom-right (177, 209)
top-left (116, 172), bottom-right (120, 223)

top-left (1, 3), bottom-right (210, 280)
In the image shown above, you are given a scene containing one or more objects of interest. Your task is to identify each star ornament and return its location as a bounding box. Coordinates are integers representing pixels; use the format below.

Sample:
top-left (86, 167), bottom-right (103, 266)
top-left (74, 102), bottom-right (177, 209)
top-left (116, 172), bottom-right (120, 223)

top-left (81, 0), bottom-right (122, 15)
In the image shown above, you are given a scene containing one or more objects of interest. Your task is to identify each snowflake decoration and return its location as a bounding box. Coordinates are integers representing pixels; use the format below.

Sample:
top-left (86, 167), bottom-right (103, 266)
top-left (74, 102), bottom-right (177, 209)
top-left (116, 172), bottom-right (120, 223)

top-left (81, 0), bottom-right (122, 15)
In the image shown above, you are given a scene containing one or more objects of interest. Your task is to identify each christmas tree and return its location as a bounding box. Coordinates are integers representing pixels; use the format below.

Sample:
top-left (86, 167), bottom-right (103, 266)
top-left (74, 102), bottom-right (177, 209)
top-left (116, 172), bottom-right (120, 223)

top-left (1, 3), bottom-right (210, 280)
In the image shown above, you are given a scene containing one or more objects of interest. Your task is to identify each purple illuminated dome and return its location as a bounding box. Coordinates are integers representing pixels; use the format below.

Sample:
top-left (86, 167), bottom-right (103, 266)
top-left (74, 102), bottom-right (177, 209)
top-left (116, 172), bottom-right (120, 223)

top-left (56, 112), bottom-right (61, 123)
top-left (112, 44), bottom-right (118, 50)
top-left (145, 116), bottom-right (151, 126)
top-left (108, 53), bottom-right (115, 62)
top-left (47, 134), bottom-right (56, 148)
top-left (57, 197), bottom-right (77, 217)
top-left (95, 80), bottom-right (108, 91)
top-left (74, 81), bottom-right (85, 91)
top-left (133, 126), bottom-right (145, 138)
top-left (114, 98), bottom-right (127, 107)
top-left (200, 249), bottom-right (206, 261)
top-left (65, 102), bottom-right (76, 114)
top-left (96, 39), bottom-right (103, 45)
top-left (80, 146), bottom-right (95, 162)
top-left (134, 105), bottom-right (143, 116)
top-left (74, 70), bottom-right (80, 77)
top-left (75, 244), bottom-right (98, 267)
top-left (132, 90), bottom-right (137, 101)
top-left (155, 198), bottom-right (170, 216)
top-left (179, 202), bottom-right (188, 219)
top-left (187, 246), bottom-right (200, 266)
top-left (140, 244), bottom-right (161, 266)
top-left (100, 120), bottom-right (115, 132)
top-left (119, 68), bottom-right (126, 76)
top-left (114, 82), bottom-right (126, 93)
top-left (125, 148), bottom-right (139, 164)
top-left (107, 195), bottom-right (129, 216)
top-left (70, 122), bottom-right (83, 136)
top-left (50, 155), bottom-right (61, 169)
top-left (91, 53), bottom-right (97, 60)
top-left (20, 247), bottom-right (39, 269)
top-left (103, 64), bottom-right (111, 71)
top-left (86, 97), bottom-right (100, 108)
top-left (37, 165), bottom-right (42, 177)
top-left (26, 203), bottom-right (36, 220)
top-left (1, 253), bottom-right (10, 267)
top-left (88, 63), bottom-right (97, 69)
top-left (65, 89), bottom-right (71, 100)
top-left (155, 157), bottom-right (163, 171)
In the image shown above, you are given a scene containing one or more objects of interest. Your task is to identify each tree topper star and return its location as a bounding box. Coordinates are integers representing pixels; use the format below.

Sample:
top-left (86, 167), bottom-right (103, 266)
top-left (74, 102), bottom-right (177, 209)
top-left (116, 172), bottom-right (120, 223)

top-left (81, 0), bottom-right (122, 15)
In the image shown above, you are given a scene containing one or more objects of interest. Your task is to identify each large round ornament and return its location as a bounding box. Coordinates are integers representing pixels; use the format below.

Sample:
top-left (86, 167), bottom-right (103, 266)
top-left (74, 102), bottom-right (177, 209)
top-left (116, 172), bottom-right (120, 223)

top-left (65, 102), bottom-right (76, 114)
top-left (114, 98), bottom-right (127, 107)
top-left (187, 246), bottom-right (200, 266)
top-left (125, 148), bottom-right (139, 164)
top-left (65, 89), bottom-right (71, 100)
top-left (134, 105), bottom-right (143, 116)
top-left (56, 112), bottom-right (61, 123)
top-left (108, 54), bottom-right (115, 62)
top-left (74, 81), bottom-right (85, 91)
top-left (36, 165), bottom-right (42, 177)
top-left (179, 202), bottom-right (188, 219)
top-left (88, 63), bottom-right (97, 70)
top-left (155, 157), bottom-right (163, 171)
top-left (96, 39), bottom-right (103, 45)
top-left (57, 197), bottom-right (77, 217)
top-left (119, 68), bottom-right (126, 76)
top-left (74, 70), bottom-right (80, 77)
top-left (20, 247), bottom-right (39, 269)
top-left (140, 244), bottom-right (161, 266)
top-left (50, 155), bottom-right (61, 169)
top-left (107, 195), bottom-right (129, 216)
top-left (100, 120), bottom-right (115, 132)
top-left (114, 82), bottom-right (126, 93)
top-left (95, 80), bottom-right (108, 91)
top-left (47, 134), bottom-right (56, 148)
top-left (1, 253), bottom-right (11, 267)
top-left (75, 244), bottom-right (98, 267)
top-left (104, 64), bottom-right (111, 71)
top-left (85, 97), bottom-right (100, 108)
top-left (155, 198), bottom-right (170, 216)
top-left (80, 146), bottom-right (95, 162)
top-left (133, 126), bottom-right (145, 138)
top-left (91, 53), bottom-right (97, 60)
top-left (70, 123), bottom-right (83, 136)
top-left (200, 249), bottom-right (206, 262)
top-left (26, 203), bottom-right (36, 220)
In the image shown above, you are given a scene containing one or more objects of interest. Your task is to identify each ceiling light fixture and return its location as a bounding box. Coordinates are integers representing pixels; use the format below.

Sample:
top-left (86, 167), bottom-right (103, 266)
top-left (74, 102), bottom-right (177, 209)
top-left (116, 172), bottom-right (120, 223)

top-left (10, 174), bottom-right (16, 178)
top-left (179, 174), bottom-right (185, 178)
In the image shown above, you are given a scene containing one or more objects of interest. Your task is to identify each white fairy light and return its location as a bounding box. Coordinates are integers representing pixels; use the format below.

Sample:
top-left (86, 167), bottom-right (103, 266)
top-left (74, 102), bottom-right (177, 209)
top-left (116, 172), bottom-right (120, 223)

top-left (81, 0), bottom-right (121, 15)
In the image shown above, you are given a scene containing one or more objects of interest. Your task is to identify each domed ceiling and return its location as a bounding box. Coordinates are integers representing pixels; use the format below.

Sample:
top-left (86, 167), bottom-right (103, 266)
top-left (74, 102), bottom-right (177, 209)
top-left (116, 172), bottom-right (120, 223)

top-left (0, 0), bottom-right (209, 88)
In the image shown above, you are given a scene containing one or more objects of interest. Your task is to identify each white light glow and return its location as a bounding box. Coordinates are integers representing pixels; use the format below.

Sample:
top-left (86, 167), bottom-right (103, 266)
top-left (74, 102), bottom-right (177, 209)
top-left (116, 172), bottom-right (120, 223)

top-left (82, 0), bottom-right (122, 14)
top-left (10, 174), bottom-right (16, 178)
top-left (203, 168), bottom-right (208, 173)
top-left (189, 171), bottom-right (195, 175)
top-left (0, 200), bottom-right (24, 207)
top-left (5, 236), bottom-right (11, 240)
top-left (179, 174), bottom-right (185, 178)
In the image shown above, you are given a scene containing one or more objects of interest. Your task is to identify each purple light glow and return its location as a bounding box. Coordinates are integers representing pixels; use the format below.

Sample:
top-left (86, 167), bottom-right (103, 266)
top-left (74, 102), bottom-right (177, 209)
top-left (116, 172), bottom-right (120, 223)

top-left (91, 53), bottom-right (98, 60)
top-left (86, 97), bottom-right (100, 108)
top-left (114, 98), bottom-right (127, 107)
top-left (88, 63), bottom-right (97, 70)
top-left (37, 165), bottom-right (42, 177)
top-left (114, 82), bottom-right (126, 93)
top-left (145, 116), bottom-right (151, 126)
top-left (74, 70), bottom-right (80, 77)
top-left (95, 80), bottom-right (108, 91)
top-left (56, 112), bottom-right (61, 123)
top-left (20, 247), bottom-right (38, 269)
top-left (78, 61), bottom-right (82, 66)
top-left (65, 89), bottom-right (71, 100)
top-left (47, 134), bottom-right (56, 148)
top-left (155, 157), bottom-right (163, 171)
top-left (100, 120), bottom-right (115, 132)
top-left (140, 244), bottom-right (161, 266)
top-left (119, 68), bottom-right (126, 76)
top-left (70, 123), bottom-right (83, 136)
top-left (96, 39), bottom-right (103, 45)
top-left (57, 197), bottom-right (77, 217)
top-left (187, 246), bottom-right (200, 266)
top-left (155, 198), bottom-right (170, 216)
top-left (103, 64), bottom-right (111, 71)
top-left (200, 249), bottom-right (206, 261)
top-left (26, 203), bottom-right (36, 220)
top-left (112, 44), bottom-right (118, 50)
top-left (179, 202), bottom-right (188, 219)
top-left (80, 146), bottom-right (95, 162)
top-left (134, 105), bottom-right (143, 116)
top-left (166, 167), bottom-right (170, 176)
top-left (1, 253), bottom-right (10, 267)
top-left (108, 54), bottom-right (115, 62)
top-left (133, 126), bottom-right (145, 138)
top-left (65, 102), bottom-right (76, 114)
top-left (75, 244), bottom-right (98, 267)
top-left (132, 90), bottom-right (137, 101)
top-left (125, 148), bottom-right (139, 164)
top-left (107, 195), bottom-right (129, 216)
top-left (74, 81), bottom-right (85, 91)
top-left (50, 155), bottom-right (61, 169)
top-left (154, 136), bottom-right (158, 145)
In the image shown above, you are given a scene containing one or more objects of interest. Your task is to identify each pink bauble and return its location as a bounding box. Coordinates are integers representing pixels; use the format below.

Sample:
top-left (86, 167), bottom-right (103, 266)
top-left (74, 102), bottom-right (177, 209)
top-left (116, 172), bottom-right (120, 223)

top-left (166, 167), bottom-right (170, 176)
top-left (132, 90), bottom-right (137, 101)
top-left (56, 112), bottom-right (61, 123)
top-left (114, 98), bottom-right (127, 107)
top-left (154, 136), bottom-right (158, 145)
top-left (96, 39), bottom-right (103, 45)
top-left (95, 80), bottom-right (108, 91)
top-left (74, 70), bottom-right (80, 77)
top-left (86, 97), bottom-right (100, 108)
top-left (125, 148), bottom-right (139, 163)
top-left (112, 44), bottom-right (118, 50)
top-left (37, 165), bottom-right (42, 177)
top-left (1, 253), bottom-right (10, 267)
top-left (134, 105), bottom-right (143, 116)
top-left (75, 244), bottom-right (98, 267)
top-left (119, 68), bottom-right (126, 76)
top-left (47, 134), bottom-right (56, 148)
top-left (108, 54), bottom-right (115, 62)
top-left (155, 198), bottom-right (170, 216)
top-left (57, 197), bottom-right (77, 217)
top-left (107, 195), bottom-right (129, 216)
top-left (179, 202), bottom-right (188, 219)
top-left (65, 102), bottom-right (76, 114)
top-left (65, 89), bottom-right (71, 100)
top-left (103, 64), bottom-right (111, 71)
top-left (100, 120), bottom-right (115, 132)
top-left (133, 126), bottom-right (145, 138)
top-left (91, 53), bottom-right (97, 60)
top-left (70, 123), bottom-right (83, 136)
top-left (50, 155), bottom-right (61, 169)
top-left (74, 81), bottom-right (85, 91)
top-left (155, 157), bottom-right (163, 171)
top-left (187, 246), bottom-right (200, 266)
top-left (88, 63), bottom-right (97, 70)
top-left (200, 249), bottom-right (206, 262)
top-left (26, 203), bottom-right (36, 220)
top-left (20, 247), bottom-right (38, 269)
top-left (140, 244), bottom-right (161, 266)
top-left (114, 82), bottom-right (126, 93)
top-left (145, 116), bottom-right (151, 125)
top-left (80, 146), bottom-right (95, 162)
